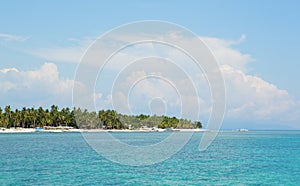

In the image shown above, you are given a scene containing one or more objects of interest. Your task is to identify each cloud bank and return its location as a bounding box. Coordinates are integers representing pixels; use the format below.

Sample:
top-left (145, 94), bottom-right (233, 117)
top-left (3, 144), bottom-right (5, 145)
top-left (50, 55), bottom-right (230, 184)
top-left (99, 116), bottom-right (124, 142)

top-left (90, 34), bottom-right (299, 129)
top-left (0, 63), bottom-right (74, 108)
top-left (1, 33), bottom-right (299, 129)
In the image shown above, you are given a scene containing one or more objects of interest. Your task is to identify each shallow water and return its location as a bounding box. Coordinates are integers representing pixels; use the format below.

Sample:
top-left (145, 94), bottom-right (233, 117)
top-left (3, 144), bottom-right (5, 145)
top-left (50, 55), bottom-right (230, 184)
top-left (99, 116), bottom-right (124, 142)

top-left (0, 131), bottom-right (299, 185)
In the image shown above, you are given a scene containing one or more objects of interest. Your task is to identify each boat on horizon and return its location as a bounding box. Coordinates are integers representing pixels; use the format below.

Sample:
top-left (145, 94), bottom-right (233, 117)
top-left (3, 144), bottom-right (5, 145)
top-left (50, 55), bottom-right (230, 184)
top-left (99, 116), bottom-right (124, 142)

top-left (237, 128), bottom-right (249, 132)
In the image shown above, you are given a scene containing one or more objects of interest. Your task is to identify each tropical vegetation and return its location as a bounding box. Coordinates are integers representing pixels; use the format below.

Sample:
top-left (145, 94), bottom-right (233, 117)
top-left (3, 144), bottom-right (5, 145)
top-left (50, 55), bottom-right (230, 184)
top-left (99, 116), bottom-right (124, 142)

top-left (0, 105), bottom-right (202, 129)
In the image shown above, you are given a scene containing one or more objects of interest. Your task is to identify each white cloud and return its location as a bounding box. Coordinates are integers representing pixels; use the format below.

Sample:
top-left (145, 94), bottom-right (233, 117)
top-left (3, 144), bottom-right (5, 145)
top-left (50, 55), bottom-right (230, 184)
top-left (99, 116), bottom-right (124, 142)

top-left (92, 33), bottom-right (299, 127)
top-left (0, 68), bottom-right (19, 73)
top-left (9, 32), bottom-right (299, 128)
top-left (222, 65), bottom-right (296, 120)
top-left (0, 63), bottom-right (75, 108)
top-left (200, 35), bottom-right (254, 71)
top-left (186, 36), bottom-right (298, 127)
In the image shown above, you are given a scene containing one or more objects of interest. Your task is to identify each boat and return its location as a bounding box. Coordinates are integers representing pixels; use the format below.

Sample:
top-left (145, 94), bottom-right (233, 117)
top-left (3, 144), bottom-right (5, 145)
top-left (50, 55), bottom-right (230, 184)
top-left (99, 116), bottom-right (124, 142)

top-left (238, 128), bottom-right (249, 132)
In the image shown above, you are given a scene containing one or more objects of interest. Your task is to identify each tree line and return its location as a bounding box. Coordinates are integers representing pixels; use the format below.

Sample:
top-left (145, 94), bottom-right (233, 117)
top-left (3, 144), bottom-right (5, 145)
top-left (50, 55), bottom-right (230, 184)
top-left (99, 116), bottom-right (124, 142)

top-left (0, 105), bottom-right (202, 129)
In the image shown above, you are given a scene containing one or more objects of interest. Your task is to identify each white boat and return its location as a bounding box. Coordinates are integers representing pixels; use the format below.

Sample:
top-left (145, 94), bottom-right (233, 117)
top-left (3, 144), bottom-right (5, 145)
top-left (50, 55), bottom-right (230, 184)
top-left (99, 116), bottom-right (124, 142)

top-left (238, 128), bottom-right (249, 132)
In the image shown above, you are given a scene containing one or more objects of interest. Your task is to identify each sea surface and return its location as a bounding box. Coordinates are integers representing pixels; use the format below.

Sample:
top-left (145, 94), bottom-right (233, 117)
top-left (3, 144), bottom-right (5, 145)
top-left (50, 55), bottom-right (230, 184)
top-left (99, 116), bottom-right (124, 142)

top-left (0, 131), bottom-right (299, 185)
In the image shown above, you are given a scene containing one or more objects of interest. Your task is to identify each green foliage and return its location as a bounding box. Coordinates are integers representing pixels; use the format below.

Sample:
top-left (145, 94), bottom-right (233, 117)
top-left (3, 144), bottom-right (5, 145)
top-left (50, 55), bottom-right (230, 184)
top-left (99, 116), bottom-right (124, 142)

top-left (158, 116), bottom-right (179, 129)
top-left (194, 121), bottom-right (202, 128)
top-left (136, 114), bottom-right (150, 120)
top-left (0, 105), bottom-right (203, 129)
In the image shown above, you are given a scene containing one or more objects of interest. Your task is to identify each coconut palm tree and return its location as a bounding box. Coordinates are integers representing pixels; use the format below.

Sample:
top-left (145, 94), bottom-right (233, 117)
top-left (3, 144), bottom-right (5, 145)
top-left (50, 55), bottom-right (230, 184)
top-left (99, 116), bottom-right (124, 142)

top-left (4, 106), bottom-right (11, 128)
top-left (0, 107), bottom-right (4, 128)
top-left (13, 109), bottom-right (21, 128)
top-left (50, 105), bottom-right (59, 126)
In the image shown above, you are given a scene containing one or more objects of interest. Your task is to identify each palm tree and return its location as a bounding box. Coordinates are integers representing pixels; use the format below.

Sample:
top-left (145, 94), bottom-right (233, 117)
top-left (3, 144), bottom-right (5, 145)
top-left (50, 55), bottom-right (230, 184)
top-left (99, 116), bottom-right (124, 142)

top-left (21, 107), bottom-right (27, 128)
top-left (0, 107), bottom-right (4, 127)
top-left (64, 107), bottom-right (72, 127)
top-left (44, 109), bottom-right (52, 126)
top-left (50, 105), bottom-right (59, 126)
top-left (37, 106), bottom-right (45, 127)
top-left (28, 107), bottom-right (37, 128)
top-left (4, 106), bottom-right (11, 128)
top-left (13, 109), bottom-right (21, 128)
top-left (98, 110), bottom-right (106, 129)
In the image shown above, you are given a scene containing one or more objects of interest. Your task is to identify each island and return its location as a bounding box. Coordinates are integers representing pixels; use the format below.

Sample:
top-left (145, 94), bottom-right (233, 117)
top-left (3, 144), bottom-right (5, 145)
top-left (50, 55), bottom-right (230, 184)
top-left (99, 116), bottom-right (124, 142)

top-left (0, 105), bottom-right (204, 133)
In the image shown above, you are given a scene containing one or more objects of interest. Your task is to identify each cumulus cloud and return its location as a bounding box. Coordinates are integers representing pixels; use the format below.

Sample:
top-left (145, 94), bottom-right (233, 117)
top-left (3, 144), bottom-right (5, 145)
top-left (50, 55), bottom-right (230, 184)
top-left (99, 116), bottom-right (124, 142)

top-left (199, 36), bottom-right (299, 127)
top-left (4, 32), bottom-right (299, 128)
top-left (200, 35), bottom-right (254, 71)
top-left (0, 63), bottom-right (74, 108)
top-left (88, 33), bottom-right (299, 128)
top-left (221, 65), bottom-right (296, 120)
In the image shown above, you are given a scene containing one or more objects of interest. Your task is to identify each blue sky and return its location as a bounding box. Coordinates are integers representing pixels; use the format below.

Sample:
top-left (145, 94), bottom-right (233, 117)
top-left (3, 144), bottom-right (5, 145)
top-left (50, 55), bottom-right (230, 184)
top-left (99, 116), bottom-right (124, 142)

top-left (0, 1), bottom-right (299, 129)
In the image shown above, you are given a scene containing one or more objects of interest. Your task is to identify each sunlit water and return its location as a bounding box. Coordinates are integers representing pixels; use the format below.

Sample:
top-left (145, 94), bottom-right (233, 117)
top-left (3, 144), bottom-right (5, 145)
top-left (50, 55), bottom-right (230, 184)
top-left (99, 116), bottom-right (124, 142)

top-left (0, 131), bottom-right (299, 185)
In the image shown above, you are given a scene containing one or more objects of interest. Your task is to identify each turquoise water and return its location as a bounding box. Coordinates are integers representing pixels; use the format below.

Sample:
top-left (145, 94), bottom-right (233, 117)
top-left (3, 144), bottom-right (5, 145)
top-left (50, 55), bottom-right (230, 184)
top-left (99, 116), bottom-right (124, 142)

top-left (0, 131), bottom-right (299, 185)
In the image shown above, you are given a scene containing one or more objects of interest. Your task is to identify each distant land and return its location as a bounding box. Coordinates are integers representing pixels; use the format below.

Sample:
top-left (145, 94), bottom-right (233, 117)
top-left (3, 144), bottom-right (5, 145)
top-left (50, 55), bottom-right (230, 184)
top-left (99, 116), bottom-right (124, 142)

top-left (0, 105), bottom-right (202, 130)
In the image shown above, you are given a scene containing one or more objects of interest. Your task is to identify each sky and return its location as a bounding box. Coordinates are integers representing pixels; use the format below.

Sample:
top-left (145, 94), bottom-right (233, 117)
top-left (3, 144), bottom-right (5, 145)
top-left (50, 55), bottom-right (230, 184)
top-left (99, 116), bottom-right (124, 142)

top-left (0, 0), bottom-right (300, 129)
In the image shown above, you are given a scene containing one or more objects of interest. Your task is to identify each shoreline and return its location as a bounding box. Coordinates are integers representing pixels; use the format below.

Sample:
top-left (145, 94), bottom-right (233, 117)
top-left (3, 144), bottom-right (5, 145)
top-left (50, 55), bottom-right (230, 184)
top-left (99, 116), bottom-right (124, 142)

top-left (0, 128), bottom-right (211, 133)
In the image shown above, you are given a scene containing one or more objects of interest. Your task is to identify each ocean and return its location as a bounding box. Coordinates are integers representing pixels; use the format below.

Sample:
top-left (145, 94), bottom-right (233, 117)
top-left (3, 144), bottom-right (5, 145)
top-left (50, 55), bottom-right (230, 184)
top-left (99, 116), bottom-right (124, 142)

top-left (0, 131), bottom-right (299, 185)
